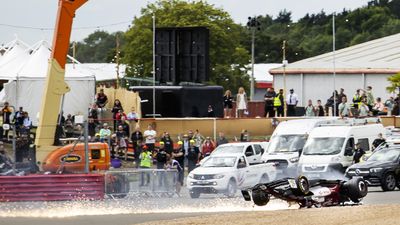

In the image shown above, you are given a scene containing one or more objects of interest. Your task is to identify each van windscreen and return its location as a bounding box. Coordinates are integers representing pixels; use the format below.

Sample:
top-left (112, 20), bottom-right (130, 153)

top-left (303, 137), bottom-right (345, 155)
top-left (268, 135), bottom-right (307, 153)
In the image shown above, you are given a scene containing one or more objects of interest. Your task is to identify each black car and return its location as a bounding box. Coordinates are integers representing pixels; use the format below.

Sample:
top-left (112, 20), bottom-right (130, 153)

top-left (345, 144), bottom-right (400, 191)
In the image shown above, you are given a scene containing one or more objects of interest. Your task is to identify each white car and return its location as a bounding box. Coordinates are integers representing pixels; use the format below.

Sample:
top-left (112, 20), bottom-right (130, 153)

top-left (187, 154), bottom-right (276, 198)
top-left (211, 142), bottom-right (267, 164)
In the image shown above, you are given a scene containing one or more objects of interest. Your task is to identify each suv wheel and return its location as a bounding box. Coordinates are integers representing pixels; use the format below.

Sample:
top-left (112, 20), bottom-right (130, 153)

top-left (225, 179), bottom-right (237, 198)
top-left (381, 172), bottom-right (396, 191)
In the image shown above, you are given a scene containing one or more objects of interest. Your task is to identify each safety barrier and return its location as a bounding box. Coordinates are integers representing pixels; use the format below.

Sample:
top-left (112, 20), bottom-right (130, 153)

top-left (105, 169), bottom-right (179, 198)
top-left (0, 174), bottom-right (104, 202)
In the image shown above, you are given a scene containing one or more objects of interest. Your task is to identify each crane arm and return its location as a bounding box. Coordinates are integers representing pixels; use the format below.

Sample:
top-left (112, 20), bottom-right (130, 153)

top-left (35, 0), bottom-right (87, 158)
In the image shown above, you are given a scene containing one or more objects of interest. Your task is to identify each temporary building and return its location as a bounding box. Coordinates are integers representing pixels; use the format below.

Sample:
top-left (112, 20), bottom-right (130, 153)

top-left (270, 33), bottom-right (400, 106)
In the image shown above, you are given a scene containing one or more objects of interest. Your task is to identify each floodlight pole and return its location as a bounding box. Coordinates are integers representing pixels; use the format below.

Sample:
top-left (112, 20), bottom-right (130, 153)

top-left (333, 13), bottom-right (337, 117)
top-left (152, 13), bottom-right (156, 118)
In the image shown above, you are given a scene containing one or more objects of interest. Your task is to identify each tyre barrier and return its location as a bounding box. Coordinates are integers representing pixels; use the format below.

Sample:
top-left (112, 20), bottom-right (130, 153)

top-left (0, 174), bottom-right (104, 202)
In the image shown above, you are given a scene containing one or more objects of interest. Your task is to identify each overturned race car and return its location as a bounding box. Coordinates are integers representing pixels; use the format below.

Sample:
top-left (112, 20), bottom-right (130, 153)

top-left (241, 176), bottom-right (368, 208)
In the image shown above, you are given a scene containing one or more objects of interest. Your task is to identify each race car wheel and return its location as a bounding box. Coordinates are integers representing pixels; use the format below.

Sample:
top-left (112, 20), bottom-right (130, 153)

top-left (252, 189), bottom-right (270, 206)
top-left (381, 172), bottom-right (396, 191)
top-left (346, 177), bottom-right (368, 203)
top-left (295, 176), bottom-right (310, 195)
top-left (189, 190), bottom-right (200, 199)
top-left (225, 179), bottom-right (237, 198)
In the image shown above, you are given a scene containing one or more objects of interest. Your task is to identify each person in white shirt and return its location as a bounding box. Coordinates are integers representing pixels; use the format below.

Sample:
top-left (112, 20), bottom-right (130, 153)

top-left (127, 107), bottom-right (139, 122)
top-left (338, 96), bottom-right (353, 117)
top-left (143, 124), bottom-right (157, 151)
top-left (286, 89), bottom-right (298, 116)
top-left (372, 97), bottom-right (385, 116)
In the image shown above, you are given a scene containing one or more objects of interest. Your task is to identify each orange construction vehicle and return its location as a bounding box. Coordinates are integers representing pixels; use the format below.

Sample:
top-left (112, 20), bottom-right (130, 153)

top-left (42, 142), bottom-right (111, 173)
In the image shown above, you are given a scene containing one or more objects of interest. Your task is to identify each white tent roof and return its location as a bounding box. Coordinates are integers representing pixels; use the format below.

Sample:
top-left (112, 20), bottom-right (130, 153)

top-left (0, 38), bottom-right (126, 81)
top-left (248, 63), bottom-right (281, 82)
top-left (0, 41), bottom-right (30, 79)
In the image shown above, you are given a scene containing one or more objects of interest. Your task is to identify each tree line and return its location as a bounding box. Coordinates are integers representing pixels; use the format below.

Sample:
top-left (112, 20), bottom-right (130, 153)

top-left (69, 0), bottom-right (400, 92)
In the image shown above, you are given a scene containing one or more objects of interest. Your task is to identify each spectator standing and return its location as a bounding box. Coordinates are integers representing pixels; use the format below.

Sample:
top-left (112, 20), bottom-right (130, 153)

top-left (171, 141), bottom-right (185, 188)
top-left (201, 137), bottom-right (215, 157)
top-left (223, 90), bottom-right (233, 118)
top-left (353, 143), bottom-right (365, 164)
top-left (165, 156), bottom-right (183, 195)
top-left (192, 129), bottom-right (204, 148)
top-left (216, 132), bottom-right (228, 146)
top-left (337, 88), bottom-right (347, 105)
top-left (13, 107), bottom-right (24, 136)
top-left (161, 132), bottom-right (174, 155)
top-left (187, 140), bottom-right (200, 173)
top-left (114, 125), bottom-right (128, 159)
top-left (315, 100), bottom-right (325, 116)
top-left (131, 126), bottom-right (143, 168)
top-left (95, 89), bottom-right (108, 109)
top-left (286, 89), bottom-right (298, 116)
top-left (352, 89), bottom-right (362, 110)
top-left (156, 142), bottom-right (168, 186)
top-left (304, 100), bottom-right (316, 117)
top-left (326, 91), bottom-right (339, 116)
top-left (364, 86), bottom-right (375, 110)
top-left (111, 99), bottom-right (123, 131)
top-left (1, 102), bottom-right (12, 141)
top-left (88, 117), bottom-right (96, 141)
top-left (338, 96), bottom-right (353, 117)
top-left (236, 87), bottom-right (248, 118)
top-left (139, 145), bottom-right (152, 186)
top-left (372, 133), bottom-right (385, 150)
top-left (264, 88), bottom-right (275, 118)
top-left (274, 89), bottom-right (284, 117)
top-left (143, 124), bottom-right (157, 152)
top-left (88, 104), bottom-right (99, 124)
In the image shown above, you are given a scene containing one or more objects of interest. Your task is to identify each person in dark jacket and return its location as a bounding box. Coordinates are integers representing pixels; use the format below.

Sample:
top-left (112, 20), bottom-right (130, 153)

top-left (131, 126), bottom-right (143, 168)
top-left (353, 143), bottom-right (365, 164)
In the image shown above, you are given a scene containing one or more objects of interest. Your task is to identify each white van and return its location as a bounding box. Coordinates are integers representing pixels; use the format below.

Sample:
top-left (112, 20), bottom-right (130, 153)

top-left (298, 124), bottom-right (386, 178)
top-left (262, 118), bottom-right (341, 177)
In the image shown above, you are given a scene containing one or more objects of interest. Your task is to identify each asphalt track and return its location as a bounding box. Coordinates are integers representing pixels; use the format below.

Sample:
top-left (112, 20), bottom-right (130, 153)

top-left (0, 187), bottom-right (399, 225)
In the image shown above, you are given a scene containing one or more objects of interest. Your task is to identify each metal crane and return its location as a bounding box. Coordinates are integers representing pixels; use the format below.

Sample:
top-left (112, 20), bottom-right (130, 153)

top-left (35, 0), bottom-right (88, 162)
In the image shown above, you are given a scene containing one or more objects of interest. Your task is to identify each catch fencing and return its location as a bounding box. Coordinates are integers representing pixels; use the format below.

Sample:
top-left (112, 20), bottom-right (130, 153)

top-left (104, 169), bottom-right (179, 198)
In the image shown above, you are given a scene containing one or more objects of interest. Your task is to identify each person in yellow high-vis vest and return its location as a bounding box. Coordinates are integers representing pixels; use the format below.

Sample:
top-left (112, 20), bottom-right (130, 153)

top-left (139, 145), bottom-right (152, 186)
top-left (274, 89), bottom-right (284, 117)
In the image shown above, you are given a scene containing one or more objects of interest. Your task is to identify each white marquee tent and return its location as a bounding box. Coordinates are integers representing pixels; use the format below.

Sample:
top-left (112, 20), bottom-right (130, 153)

top-left (0, 39), bottom-right (126, 125)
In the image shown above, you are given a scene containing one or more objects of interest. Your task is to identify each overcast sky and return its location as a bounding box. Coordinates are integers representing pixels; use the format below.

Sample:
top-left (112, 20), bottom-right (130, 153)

top-left (0, 0), bottom-right (370, 45)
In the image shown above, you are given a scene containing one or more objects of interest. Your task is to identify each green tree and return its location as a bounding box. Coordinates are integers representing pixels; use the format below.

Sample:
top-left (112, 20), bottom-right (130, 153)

top-left (387, 73), bottom-right (400, 93)
top-left (70, 30), bottom-right (124, 63)
top-left (123, 0), bottom-right (250, 92)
